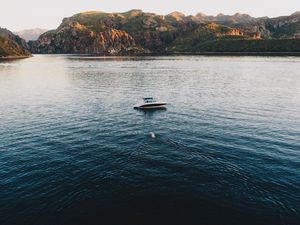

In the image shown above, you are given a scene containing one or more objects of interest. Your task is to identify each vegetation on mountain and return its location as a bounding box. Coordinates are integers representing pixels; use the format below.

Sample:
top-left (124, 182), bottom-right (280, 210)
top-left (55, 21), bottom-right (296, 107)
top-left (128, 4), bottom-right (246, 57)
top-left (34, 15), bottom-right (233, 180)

top-left (0, 36), bottom-right (31, 58)
top-left (0, 28), bottom-right (29, 50)
top-left (171, 39), bottom-right (300, 53)
top-left (167, 23), bottom-right (251, 52)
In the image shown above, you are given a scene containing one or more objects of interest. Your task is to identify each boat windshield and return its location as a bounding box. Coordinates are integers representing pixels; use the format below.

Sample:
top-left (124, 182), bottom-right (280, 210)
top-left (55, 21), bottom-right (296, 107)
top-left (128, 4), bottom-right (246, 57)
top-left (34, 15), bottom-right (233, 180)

top-left (143, 97), bottom-right (155, 103)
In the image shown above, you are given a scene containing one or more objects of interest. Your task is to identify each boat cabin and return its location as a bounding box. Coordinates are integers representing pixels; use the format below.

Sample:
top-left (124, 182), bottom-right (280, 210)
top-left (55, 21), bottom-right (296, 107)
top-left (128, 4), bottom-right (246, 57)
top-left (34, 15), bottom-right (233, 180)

top-left (143, 97), bottom-right (155, 103)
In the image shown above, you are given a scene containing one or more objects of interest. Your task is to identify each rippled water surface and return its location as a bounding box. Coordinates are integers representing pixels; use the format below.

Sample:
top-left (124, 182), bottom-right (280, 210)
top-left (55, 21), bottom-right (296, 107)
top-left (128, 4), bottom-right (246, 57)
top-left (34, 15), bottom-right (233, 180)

top-left (0, 55), bottom-right (300, 225)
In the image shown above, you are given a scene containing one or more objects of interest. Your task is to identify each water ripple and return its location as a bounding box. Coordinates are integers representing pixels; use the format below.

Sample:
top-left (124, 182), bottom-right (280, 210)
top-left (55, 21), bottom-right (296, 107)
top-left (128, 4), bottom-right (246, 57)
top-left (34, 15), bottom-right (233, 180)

top-left (0, 55), bottom-right (300, 225)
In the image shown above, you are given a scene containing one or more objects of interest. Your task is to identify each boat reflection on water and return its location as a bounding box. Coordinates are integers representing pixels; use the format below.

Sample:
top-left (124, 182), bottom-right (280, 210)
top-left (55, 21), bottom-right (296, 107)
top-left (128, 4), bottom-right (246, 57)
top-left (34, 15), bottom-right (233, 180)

top-left (136, 107), bottom-right (167, 123)
top-left (137, 107), bottom-right (167, 119)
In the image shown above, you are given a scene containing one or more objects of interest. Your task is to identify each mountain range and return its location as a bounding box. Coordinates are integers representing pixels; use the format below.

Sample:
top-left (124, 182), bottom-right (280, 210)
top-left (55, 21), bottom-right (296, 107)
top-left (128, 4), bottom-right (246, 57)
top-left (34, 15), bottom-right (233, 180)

top-left (1, 10), bottom-right (300, 58)
top-left (14, 28), bottom-right (48, 42)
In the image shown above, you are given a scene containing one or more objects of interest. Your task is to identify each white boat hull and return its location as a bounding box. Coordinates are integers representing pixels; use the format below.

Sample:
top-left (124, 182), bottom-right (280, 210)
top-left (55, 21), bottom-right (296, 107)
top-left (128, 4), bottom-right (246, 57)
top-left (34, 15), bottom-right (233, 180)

top-left (134, 102), bottom-right (167, 109)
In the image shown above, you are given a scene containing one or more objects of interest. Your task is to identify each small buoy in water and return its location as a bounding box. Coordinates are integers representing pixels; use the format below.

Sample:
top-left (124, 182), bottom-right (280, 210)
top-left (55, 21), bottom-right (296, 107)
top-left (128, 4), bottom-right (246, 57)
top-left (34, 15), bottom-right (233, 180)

top-left (150, 132), bottom-right (156, 138)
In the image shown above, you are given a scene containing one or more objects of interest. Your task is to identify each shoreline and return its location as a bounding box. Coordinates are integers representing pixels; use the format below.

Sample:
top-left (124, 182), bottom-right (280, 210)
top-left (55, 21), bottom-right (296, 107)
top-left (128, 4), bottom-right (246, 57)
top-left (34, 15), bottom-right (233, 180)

top-left (3, 52), bottom-right (299, 60)
top-left (31, 52), bottom-right (300, 57)
top-left (0, 55), bottom-right (32, 60)
top-left (169, 52), bottom-right (300, 56)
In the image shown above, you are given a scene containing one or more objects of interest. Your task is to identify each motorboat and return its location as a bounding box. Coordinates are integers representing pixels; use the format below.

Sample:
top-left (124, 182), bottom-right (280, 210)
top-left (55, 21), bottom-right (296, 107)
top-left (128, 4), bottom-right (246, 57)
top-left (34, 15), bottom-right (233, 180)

top-left (134, 97), bottom-right (167, 109)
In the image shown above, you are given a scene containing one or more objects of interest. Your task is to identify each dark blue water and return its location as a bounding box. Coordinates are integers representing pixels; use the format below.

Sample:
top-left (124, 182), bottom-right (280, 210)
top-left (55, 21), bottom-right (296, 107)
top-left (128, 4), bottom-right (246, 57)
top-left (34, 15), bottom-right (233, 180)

top-left (0, 55), bottom-right (300, 225)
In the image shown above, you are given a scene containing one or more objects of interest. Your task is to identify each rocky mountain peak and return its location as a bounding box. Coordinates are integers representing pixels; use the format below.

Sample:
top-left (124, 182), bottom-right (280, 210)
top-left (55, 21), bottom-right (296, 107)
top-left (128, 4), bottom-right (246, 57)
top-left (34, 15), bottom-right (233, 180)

top-left (14, 28), bottom-right (47, 41)
top-left (167, 11), bottom-right (186, 21)
top-left (80, 11), bottom-right (104, 15)
top-left (195, 12), bottom-right (207, 19)
top-left (291, 11), bottom-right (300, 16)
top-left (123, 9), bottom-right (143, 17)
top-left (233, 13), bottom-right (251, 18)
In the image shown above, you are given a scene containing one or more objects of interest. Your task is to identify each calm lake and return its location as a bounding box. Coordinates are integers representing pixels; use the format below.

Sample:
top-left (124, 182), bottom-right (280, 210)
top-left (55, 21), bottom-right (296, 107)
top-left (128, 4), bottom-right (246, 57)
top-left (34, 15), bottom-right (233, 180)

top-left (0, 55), bottom-right (300, 225)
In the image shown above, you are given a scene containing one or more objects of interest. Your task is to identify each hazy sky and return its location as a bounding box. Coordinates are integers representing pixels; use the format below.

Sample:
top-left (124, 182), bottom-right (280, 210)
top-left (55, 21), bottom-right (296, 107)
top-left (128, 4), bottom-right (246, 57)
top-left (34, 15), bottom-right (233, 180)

top-left (1, 0), bottom-right (300, 31)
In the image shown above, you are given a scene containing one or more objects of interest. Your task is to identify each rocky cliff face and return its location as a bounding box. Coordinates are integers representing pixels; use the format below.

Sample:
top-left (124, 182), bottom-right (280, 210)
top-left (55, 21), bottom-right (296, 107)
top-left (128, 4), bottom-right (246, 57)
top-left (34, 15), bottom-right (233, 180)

top-left (264, 13), bottom-right (300, 39)
top-left (0, 28), bottom-right (31, 58)
top-left (199, 12), bottom-right (300, 39)
top-left (0, 28), bottom-right (29, 50)
top-left (30, 10), bottom-right (200, 54)
top-left (30, 10), bottom-right (300, 54)
top-left (167, 23), bottom-right (256, 52)
top-left (30, 22), bottom-right (143, 54)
